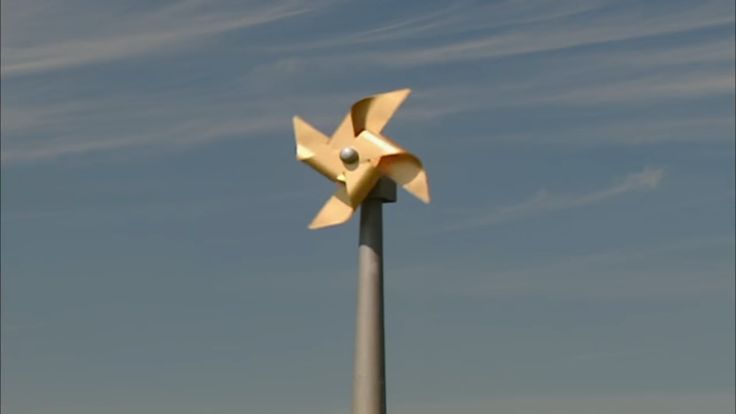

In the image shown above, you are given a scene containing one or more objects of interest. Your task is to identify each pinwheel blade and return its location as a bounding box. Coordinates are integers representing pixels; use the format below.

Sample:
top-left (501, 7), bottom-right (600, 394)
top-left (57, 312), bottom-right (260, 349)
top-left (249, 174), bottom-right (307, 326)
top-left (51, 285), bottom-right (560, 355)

top-left (309, 185), bottom-right (356, 229)
top-left (351, 89), bottom-right (411, 135)
top-left (329, 113), bottom-right (357, 150)
top-left (293, 116), bottom-right (327, 160)
top-left (378, 154), bottom-right (430, 203)
top-left (353, 130), bottom-right (405, 162)
top-left (293, 116), bottom-right (343, 181)
top-left (344, 162), bottom-right (382, 204)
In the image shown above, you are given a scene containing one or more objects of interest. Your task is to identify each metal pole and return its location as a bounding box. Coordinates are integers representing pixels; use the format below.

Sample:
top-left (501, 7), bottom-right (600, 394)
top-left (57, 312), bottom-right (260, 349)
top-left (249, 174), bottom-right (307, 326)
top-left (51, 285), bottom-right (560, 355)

top-left (352, 179), bottom-right (395, 414)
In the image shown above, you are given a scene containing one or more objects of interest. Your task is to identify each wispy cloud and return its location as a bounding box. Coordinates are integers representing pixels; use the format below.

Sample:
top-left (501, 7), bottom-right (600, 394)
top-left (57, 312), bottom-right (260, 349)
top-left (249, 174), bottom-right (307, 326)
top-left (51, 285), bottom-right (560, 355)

top-left (404, 31), bottom-right (735, 112)
top-left (538, 72), bottom-right (734, 105)
top-left (271, 0), bottom-right (610, 53)
top-left (490, 114), bottom-right (736, 146)
top-left (0, 87), bottom-right (359, 163)
top-left (259, 0), bottom-right (733, 69)
top-left (0, 111), bottom-right (287, 163)
top-left (382, 4), bottom-right (732, 67)
top-left (1, 0), bottom-right (331, 77)
top-left (2, 0), bottom-right (732, 165)
top-left (401, 70), bottom-right (734, 125)
top-left (447, 168), bottom-right (665, 230)
top-left (391, 235), bottom-right (734, 299)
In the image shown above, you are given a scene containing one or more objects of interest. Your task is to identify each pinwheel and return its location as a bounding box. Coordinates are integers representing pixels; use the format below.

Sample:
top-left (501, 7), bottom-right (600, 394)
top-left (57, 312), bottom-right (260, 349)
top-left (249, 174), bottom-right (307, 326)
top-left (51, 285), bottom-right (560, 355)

top-left (293, 88), bottom-right (430, 229)
top-left (291, 89), bottom-right (432, 414)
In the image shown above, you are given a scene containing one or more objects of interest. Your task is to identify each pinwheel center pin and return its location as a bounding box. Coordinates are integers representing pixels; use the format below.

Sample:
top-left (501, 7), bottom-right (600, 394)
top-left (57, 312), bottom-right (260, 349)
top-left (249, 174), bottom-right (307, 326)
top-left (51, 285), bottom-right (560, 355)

top-left (339, 147), bottom-right (359, 164)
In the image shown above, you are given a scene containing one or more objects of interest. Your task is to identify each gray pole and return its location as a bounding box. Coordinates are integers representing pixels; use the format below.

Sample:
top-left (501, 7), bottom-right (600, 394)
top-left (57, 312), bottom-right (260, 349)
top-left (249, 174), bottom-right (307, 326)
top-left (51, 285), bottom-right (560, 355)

top-left (351, 179), bottom-right (396, 414)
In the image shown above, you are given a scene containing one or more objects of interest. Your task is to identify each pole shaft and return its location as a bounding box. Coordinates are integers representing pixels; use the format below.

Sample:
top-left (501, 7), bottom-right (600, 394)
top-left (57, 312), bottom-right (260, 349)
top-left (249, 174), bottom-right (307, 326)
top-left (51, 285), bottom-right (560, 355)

top-left (352, 198), bottom-right (386, 414)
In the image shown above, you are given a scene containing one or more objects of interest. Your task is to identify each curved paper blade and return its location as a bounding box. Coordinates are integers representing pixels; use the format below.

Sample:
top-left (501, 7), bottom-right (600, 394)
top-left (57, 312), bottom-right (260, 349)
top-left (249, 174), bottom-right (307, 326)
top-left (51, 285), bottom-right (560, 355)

top-left (309, 185), bottom-right (356, 229)
top-left (328, 113), bottom-right (357, 150)
top-left (344, 162), bottom-right (381, 205)
top-left (351, 89), bottom-right (411, 135)
top-left (353, 130), bottom-right (406, 163)
top-left (378, 154), bottom-right (430, 203)
top-left (293, 116), bottom-right (343, 181)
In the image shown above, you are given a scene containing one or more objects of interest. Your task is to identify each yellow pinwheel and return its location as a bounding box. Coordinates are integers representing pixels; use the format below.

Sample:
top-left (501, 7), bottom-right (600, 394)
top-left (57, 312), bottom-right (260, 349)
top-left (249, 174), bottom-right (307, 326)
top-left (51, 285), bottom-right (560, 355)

top-left (293, 88), bottom-right (430, 229)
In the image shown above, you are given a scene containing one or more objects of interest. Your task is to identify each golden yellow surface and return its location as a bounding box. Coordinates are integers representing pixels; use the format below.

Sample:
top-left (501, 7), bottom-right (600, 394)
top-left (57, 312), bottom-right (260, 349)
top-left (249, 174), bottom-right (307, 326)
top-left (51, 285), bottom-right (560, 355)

top-left (293, 89), bottom-right (430, 229)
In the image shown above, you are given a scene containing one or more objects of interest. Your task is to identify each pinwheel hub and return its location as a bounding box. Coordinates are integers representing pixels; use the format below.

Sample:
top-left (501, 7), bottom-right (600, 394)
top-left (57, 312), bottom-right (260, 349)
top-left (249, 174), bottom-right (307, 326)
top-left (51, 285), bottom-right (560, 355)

top-left (339, 147), bottom-right (359, 164)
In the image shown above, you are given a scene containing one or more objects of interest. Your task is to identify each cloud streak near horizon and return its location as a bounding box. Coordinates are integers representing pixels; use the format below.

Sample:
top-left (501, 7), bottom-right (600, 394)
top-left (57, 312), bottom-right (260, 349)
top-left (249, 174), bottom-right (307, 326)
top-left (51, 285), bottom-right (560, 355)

top-left (445, 167), bottom-right (665, 230)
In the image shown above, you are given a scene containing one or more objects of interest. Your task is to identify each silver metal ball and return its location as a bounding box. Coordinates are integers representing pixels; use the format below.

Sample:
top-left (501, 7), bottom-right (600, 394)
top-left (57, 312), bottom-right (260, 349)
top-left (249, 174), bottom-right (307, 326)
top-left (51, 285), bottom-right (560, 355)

top-left (339, 147), bottom-right (359, 164)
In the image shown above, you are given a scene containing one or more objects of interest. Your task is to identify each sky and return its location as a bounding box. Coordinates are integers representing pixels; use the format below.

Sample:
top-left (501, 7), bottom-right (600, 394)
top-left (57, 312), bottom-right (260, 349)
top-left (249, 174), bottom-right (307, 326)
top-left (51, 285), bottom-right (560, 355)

top-left (1, 0), bottom-right (734, 413)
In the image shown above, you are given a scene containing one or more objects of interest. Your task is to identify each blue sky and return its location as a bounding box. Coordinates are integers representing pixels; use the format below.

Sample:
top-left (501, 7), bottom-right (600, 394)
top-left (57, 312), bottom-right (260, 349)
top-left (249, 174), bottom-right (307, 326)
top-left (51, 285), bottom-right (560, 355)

top-left (1, 0), bottom-right (734, 413)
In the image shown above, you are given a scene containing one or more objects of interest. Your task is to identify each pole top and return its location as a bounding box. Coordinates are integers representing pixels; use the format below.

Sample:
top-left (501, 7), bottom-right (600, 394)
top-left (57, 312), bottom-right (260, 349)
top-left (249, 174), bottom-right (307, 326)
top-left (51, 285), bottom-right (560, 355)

top-left (365, 177), bottom-right (396, 203)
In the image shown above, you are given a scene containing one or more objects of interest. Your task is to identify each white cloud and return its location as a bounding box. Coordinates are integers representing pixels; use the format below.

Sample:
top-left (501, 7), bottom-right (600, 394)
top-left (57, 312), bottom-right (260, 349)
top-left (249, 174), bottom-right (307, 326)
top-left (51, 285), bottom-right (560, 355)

top-left (539, 72), bottom-right (734, 105)
top-left (1, 1), bottom-right (732, 165)
top-left (447, 168), bottom-right (665, 230)
top-left (375, 36), bottom-right (735, 125)
top-left (260, 0), bottom-right (733, 69)
top-left (0, 86), bottom-right (363, 163)
top-left (1, 0), bottom-right (331, 77)
top-left (405, 65), bottom-right (734, 119)
top-left (0, 112), bottom-right (287, 163)
top-left (490, 114), bottom-right (736, 146)
top-left (389, 235), bottom-right (734, 299)
top-left (272, 0), bottom-right (610, 53)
